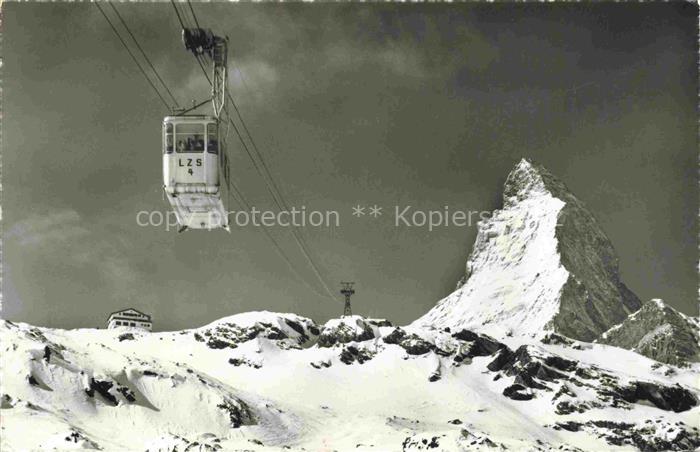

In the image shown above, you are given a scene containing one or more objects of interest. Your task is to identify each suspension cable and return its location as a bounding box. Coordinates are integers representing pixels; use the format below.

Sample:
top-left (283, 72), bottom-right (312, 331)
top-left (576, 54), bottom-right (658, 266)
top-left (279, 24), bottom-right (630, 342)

top-left (174, 1), bottom-right (338, 303)
top-left (98, 1), bottom-right (327, 299)
top-left (223, 80), bottom-right (339, 301)
top-left (95, 2), bottom-right (171, 111)
top-left (187, 0), bottom-right (336, 299)
top-left (192, 5), bottom-right (337, 302)
top-left (109, 2), bottom-right (180, 110)
top-left (223, 166), bottom-right (331, 300)
top-left (170, 0), bottom-right (189, 31)
top-left (215, 64), bottom-right (339, 303)
top-left (187, 0), bottom-right (202, 30)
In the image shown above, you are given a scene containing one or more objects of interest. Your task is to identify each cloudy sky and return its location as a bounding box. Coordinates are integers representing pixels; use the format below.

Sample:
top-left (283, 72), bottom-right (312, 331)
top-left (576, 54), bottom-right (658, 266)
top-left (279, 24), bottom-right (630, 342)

top-left (3, 3), bottom-right (697, 331)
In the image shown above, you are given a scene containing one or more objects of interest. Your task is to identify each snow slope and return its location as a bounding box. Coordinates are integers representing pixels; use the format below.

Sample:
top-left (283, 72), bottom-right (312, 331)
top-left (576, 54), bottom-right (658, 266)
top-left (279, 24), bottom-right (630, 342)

top-left (1, 314), bottom-right (699, 451)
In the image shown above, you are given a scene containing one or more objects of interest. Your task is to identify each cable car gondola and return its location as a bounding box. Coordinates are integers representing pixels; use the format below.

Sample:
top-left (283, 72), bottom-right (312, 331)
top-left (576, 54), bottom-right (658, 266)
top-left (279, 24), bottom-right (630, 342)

top-left (163, 26), bottom-right (230, 232)
top-left (163, 114), bottom-right (228, 231)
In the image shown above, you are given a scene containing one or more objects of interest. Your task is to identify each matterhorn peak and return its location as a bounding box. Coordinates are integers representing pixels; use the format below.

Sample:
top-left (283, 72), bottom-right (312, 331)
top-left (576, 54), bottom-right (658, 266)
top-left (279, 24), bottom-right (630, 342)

top-left (415, 159), bottom-right (641, 341)
top-left (502, 158), bottom-right (548, 202)
top-left (511, 157), bottom-right (537, 177)
top-left (503, 158), bottom-right (577, 207)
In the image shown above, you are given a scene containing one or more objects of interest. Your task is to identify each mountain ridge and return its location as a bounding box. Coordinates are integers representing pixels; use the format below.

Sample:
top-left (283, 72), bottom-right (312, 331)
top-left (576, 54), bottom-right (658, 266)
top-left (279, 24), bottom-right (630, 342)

top-left (598, 298), bottom-right (700, 366)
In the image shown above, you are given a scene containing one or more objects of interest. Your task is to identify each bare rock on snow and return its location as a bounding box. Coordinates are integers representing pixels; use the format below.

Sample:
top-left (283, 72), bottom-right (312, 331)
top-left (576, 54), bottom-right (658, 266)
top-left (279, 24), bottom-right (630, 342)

top-left (598, 299), bottom-right (700, 366)
top-left (317, 316), bottom-right (376, 347)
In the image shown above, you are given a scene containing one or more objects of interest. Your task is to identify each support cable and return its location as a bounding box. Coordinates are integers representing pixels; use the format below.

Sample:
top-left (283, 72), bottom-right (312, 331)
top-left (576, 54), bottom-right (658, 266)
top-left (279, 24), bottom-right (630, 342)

top-left (95, 2), bottom-right (171, 111)
top-left (173, 0), bottom-right (337, 302)
top-left (109, 2), bottom-right (180, 110)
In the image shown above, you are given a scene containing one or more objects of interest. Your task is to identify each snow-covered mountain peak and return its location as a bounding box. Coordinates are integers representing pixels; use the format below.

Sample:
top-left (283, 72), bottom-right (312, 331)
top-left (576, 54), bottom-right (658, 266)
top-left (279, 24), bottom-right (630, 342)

top-left (501, 158), bottom-right (550, 205)
top-left (503, 158), bottom-right (579, 207)
top-left (415, 159), bottom-right (641, 341)
top-left (651, 298), bottom-right (668, 309)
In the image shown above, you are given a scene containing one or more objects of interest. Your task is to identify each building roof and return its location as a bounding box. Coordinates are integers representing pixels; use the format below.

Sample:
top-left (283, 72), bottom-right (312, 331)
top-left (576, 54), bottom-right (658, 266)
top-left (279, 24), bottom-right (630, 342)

top-left (107, 308), bottom-right (151, 321)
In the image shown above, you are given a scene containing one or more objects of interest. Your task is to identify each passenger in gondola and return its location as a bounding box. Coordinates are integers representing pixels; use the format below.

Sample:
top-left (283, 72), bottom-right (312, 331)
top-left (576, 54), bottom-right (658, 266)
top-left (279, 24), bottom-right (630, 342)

top-left (194, 135), bottom-right (205, 151)
top-left (177, 140), bottom-right (185, 152)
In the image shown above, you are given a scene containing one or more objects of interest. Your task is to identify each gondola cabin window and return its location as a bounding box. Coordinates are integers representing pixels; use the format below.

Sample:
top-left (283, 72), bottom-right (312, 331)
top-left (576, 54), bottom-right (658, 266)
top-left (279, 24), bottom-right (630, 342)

top-left (164, 123), bottom-right (173, 154)
top-left (207, 122), bottom-right (218, 154)
top-left (175, 123), bottom-right (205, 153)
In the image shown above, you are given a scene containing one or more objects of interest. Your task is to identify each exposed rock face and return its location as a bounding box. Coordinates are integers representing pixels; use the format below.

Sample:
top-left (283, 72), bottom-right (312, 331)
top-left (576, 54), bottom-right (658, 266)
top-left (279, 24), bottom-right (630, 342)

top-left (145, 433), bottom-right (226, 452)
top-left (552, 419), bottom-right (700, 451)
top-left (194, 311), bottom-right (320, 350)
top-left (217, 397), bottom-right (255, 428)
top-left (528, 162), bottom-right (642, 340)
top-left (317, 316), bottom-right (377, 348)
top-left (598, 299), bottom-right (700, 366)
top-left (415, 159), bottom-right (641, 341)
top-left (339, 345), bottom-right (376, 364)
top-left (486, 344), bottom-right (698, 414)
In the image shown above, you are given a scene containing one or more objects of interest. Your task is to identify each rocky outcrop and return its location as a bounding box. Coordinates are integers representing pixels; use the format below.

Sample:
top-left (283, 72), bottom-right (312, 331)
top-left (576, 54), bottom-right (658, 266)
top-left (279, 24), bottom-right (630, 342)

top-left (144, 433), bottom-right (225, 452)
top-left (597, 299), bottom-right (700, 366)
top-left (552, 419), bottom-right (700, 450)
top-left (194, 312), bottom-right (320, 350)
top-left (86, 378), bottom-right (118, 406)
top-left (339, 345), bottom-right (376, 365)
top-left (487, 343), bottom-right (697, 413)
top-left (382, 328), bottom-right (435, 355)
top-left (451, 329), bottom-right (505, 357)
top-left (317, 316), bottom-right (376, 347)
top-left (217, 398), bottom-right (254, 428)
